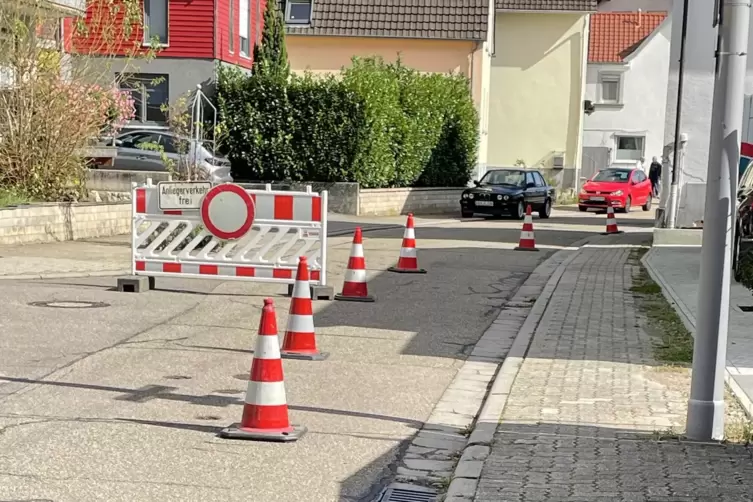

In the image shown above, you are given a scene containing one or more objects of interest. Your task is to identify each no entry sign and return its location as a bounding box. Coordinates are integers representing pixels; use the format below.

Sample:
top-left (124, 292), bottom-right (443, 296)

top-left (200, 184), bottom-right (256, 240)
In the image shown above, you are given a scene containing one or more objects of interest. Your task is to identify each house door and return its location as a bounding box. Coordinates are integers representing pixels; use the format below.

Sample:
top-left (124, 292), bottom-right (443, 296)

top-left (581, 147), bottom-right (610, 182)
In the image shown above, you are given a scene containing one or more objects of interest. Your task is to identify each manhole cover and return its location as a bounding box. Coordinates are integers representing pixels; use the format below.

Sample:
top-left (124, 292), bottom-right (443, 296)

top-left (29, 300), bottom-right (110, 309)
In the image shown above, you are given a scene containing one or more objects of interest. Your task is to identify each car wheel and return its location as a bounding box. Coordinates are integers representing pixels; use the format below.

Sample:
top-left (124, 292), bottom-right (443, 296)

top-left (734, 228), bottom-right (743, 282)
top-left (578, 205), bottom-right (588, 213)
top-left (461, 210), bottom-right (473, 218)
top-left (620, 197), bottom-right (632, 213)
top-left (514, 201), bottom-right (525, 220)
top-left (539, 198), bottom-right (552, 219)
top-left (642, 195), bottom-right (652, 211)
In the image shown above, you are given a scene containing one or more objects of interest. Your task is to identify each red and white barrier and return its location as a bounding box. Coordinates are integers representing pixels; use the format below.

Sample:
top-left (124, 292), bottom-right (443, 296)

top-left (130, 180), bottom-right (328, 287)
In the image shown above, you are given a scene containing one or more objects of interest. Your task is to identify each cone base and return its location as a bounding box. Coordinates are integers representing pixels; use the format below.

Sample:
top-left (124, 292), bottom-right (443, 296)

top-left (601, 230), bottom-right (624, 235)
top-left (514, 246), bottom-right (540, 252)
top-left (334, 293), bottom-right (376, 303)
top-left (281, 350), bottom-right (330, 361)
top-left (388, 266), bottom-right (427, 274)
top-left (219, 423), bottom-right (307, 442)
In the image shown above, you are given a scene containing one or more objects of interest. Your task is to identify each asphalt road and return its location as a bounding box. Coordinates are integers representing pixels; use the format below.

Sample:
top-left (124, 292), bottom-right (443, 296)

top-left (0, 208), bottom-right (654, 502)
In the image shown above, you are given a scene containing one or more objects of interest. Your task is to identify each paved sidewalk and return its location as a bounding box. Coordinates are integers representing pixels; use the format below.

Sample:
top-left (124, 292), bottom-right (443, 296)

top-left (474, 246), bottom-right (753, 502)
top-left (645, 247), bottom-right (753, 415)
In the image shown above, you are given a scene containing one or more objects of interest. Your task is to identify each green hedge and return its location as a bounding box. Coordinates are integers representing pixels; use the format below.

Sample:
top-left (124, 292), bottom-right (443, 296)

top-left (217, 56), bottom-right (478, 188)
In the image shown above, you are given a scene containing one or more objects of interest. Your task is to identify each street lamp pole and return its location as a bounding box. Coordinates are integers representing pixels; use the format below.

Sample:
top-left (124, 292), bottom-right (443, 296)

top-left (687, 0), bottom-right (751, 441)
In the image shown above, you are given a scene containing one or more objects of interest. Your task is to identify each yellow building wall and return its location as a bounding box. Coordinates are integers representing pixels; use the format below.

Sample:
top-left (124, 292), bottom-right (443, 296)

top-left (286, 36), bottom-right (484, 106)
top-left (487, 13), bottom-right (587, 169)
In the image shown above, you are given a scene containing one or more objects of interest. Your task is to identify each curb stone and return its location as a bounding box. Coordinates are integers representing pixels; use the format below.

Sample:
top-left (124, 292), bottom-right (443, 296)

top-left (642, 248), bottom-right (753, 419)
top-left (441, 242), bottom-right (585, 501)
top-left (0, 269), bottom-right (131, 281)
top-left (388, 234), bottom-right (595, 498)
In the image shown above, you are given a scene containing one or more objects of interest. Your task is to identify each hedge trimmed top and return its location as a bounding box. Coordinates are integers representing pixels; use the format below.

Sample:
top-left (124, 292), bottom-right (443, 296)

top-left (218, 56), bottom-right (479, 189)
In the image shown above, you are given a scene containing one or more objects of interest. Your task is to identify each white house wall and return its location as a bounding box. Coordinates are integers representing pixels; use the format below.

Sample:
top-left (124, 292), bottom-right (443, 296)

top-left (583, 18), bottom-right (671, 170)
top-left (597, 0), bottom-right (672, 13)
top-left (663, 1), bottom-right (753, 227)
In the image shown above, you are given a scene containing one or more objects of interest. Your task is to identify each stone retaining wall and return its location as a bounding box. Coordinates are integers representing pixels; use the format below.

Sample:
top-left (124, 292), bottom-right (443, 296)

top-left (0, 202), bottom-right (130, 245)
top-left (359, 187), bottom-right (463, 216)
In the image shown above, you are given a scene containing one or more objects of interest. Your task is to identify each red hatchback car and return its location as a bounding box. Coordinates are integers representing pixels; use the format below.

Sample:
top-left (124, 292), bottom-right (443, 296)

top-left (578, 167), bottom-right (653, 213)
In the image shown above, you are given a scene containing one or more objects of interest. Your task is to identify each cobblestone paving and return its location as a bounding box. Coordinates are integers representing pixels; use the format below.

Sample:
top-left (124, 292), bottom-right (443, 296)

top-left (475, 247), bottom-right (753, 502)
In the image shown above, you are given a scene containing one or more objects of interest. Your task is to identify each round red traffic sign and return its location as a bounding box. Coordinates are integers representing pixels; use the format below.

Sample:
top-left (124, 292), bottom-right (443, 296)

top-left (200, 184), bottom-right (255, 240)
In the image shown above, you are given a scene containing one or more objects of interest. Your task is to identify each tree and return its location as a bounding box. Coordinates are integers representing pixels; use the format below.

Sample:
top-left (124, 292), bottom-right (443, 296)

top-left (252, 0), bottom-right (289, 80)
top-left (0, 0), bottom-right (156, 201)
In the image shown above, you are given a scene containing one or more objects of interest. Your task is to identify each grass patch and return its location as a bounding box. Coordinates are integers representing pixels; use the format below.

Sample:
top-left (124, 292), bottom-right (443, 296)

top-left (0, 188), bottom-right (33, 208)
top-left (629, 249), bottom-right (694, 364)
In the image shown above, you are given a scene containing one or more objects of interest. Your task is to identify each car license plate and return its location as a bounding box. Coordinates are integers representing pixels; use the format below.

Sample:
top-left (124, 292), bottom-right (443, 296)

top-left (475, 201), bottom-right (494, 206)
top-left (590, 196), bottom-right (605, 202)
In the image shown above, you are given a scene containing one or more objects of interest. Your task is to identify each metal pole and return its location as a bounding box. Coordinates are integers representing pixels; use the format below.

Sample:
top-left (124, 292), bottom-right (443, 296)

top-left (687, 0), bottom-right (751, 441)
top-left (666, 0), bottom-right (690, 229)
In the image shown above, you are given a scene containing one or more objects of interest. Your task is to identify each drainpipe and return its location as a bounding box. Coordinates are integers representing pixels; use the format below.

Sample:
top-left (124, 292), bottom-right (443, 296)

top-left (666, 0), bottom-right (690, 228)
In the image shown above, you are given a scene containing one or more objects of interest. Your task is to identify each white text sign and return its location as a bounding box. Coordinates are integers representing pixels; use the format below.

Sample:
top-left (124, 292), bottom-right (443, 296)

top-left (158, 182), bottom-right (212, 210)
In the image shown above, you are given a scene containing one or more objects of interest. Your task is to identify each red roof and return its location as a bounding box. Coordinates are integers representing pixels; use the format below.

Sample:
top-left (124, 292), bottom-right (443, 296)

top-left (588, 11), bottom-right (667, 63)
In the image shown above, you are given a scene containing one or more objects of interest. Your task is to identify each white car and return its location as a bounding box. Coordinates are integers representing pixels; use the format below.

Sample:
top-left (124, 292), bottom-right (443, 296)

top-left (107, 129), bottom-right (232, 183)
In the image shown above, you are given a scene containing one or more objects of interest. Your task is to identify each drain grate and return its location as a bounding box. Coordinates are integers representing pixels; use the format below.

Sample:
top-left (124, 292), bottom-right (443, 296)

top-left (739, 305), bottom-right (753, 313)
top-left (377, 484), bottom-right (437, 502)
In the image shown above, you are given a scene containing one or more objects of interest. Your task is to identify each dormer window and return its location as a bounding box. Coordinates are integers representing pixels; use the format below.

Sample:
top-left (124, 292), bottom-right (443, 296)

top-left (285, 0), bottom-right (311, 25)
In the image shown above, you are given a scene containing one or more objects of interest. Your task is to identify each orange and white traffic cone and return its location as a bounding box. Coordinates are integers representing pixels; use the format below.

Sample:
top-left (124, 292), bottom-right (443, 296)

top-left (388, 213), bottom-right (427, 274)
top-left (281, 256), bottom-right (329, 361)
top-left (514, 205), bottom-right (539, 252)
top-left (334, 227), bottom-right (375, 302)
top-left (220, 298), bottom-right (306, 442)
top-left (602, 206), bottom-right (624, 235)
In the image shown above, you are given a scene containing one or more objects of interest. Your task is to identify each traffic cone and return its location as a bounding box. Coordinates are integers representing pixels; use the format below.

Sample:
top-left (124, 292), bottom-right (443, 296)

top-left (220, 298), bottom-right (307, 442)
top-left (281, 256), bottom-right (329, 361)
top-left (388, 213), bottom-right (427, 274)
top-left (602, 206), bottom-right (624, 235)
top-left (334, 227), bottom-right (375, 302)
top-left (514, 205), bottom-right (539, 252)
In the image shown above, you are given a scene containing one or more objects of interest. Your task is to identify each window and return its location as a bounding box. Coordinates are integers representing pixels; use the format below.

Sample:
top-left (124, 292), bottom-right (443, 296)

top-left (533, 172), bottom-right (546, 188)
top-left (119, 73), bottom-right (170, 124)
top-left (144, 0), bottom-right (168, 45)
top-left (592, 168), bottom-right (632, 183)
top-left (229, 0), bottom-right (235, 52)
top-left (479, 170), bottom-right (525, 187)
top-left (239, 0), bottom-right (250, 56)
top-left (285, 0), bottom-right (312, 24)
top-left (525, 172), bottom-right (536, 187)
top-left (599, 73), bottom-right (621, 104)
top-left (615, 136), bottom-right (644, 162)
top-left (632, 170), bottom-right (647, 183)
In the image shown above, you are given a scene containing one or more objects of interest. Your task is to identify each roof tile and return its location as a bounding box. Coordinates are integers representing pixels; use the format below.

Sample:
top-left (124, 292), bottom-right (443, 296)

top-left (281, 0), bottom-right (489, 40)
top-left (588, 11), bottom-right (667, 63)
top-left (495, 0), bottom-right (597, 11)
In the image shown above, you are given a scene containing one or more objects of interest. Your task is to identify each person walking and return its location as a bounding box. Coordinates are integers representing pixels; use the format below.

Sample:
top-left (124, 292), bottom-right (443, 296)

top-left (649, 156), bottom-right (662, 198)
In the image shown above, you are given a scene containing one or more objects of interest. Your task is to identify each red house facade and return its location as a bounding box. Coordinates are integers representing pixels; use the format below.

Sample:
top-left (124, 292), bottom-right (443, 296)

top-left (65, 0), bottom-right (266, 127)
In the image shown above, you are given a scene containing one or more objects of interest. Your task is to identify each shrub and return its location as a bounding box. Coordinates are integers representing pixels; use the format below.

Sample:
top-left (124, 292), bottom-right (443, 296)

top-left (0, 0), bottom-right (154, 201)
top-left (288, 73), bottom-right (367, 182)
top-left (738, 248), bottom-right (753, 294)
top-left (217, 57), bottom-right (479, 188)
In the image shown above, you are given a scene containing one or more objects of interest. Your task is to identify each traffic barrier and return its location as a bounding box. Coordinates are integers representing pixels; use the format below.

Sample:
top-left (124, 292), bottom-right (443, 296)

top-left (514, 205), bottom-right (539, 252)
top-left (122, 180), bottom-right (332, 297)
top-left (220, 298), bottom-right (306, 442)
top-left (602, 206), bottom-right (624, 235)
top-left (388, 213), bottom-right (427, 274)
top-left (281, 256), bottom-right (329, 361)
top-left (335, 227), bottom-right (375, 302)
